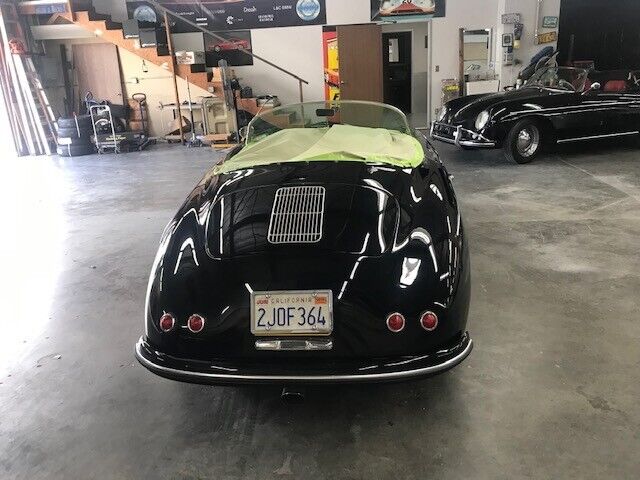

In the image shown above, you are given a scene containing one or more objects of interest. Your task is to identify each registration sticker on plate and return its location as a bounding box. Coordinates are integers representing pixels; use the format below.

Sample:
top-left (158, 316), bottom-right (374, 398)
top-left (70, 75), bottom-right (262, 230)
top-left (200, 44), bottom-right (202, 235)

top-left (251, 290), bottom-right (333, 336)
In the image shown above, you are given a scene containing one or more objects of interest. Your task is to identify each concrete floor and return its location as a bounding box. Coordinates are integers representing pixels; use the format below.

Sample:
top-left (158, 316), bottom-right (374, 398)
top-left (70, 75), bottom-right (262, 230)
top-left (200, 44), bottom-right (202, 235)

top-left (1, 140), bottom-right (639, 479)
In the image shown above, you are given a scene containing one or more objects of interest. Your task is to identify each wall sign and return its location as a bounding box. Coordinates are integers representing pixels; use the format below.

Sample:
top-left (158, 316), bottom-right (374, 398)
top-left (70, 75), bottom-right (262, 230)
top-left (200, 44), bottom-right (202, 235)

top-left (501, 13), bottom-right (521, 24)
top-left (371, 0), bottom-right (446, 22)
top-left (536, 31), bottom-right (558, 45)
top-left (128, 0), bottom-right (327, 31)
top-left (205, 31), bottom-right (253, 67)
top-left (542, 16), bottom-right (559, 28)
top-left (503, 51), bottom-right (514, 66)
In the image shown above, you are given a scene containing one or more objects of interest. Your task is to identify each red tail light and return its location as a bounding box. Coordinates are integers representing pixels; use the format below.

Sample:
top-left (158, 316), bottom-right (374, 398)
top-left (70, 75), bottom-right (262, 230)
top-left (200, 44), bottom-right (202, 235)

top-left (420, 311), bottom-right (438, 331)
top-left (187, 314), bottom-right (205, 333)
top-left (159, 313), bottom-right (175, 332)
top-left (386, 313), bottom-right (405, 333)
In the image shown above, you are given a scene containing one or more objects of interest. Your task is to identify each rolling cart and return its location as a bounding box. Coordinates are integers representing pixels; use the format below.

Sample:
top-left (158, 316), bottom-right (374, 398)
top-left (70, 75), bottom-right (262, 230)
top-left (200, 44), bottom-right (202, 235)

top-left (90, 104), bottom-right (121, 154)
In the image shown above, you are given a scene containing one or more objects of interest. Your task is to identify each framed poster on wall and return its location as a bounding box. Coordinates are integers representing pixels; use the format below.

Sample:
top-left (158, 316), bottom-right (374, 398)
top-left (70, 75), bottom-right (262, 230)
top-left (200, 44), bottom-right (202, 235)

top-left (371, 0), bottom-right (446, 22)
top-left (128, 1), bottom-right (327, 31)
top-left (205, 31), bottom-right (253, 67)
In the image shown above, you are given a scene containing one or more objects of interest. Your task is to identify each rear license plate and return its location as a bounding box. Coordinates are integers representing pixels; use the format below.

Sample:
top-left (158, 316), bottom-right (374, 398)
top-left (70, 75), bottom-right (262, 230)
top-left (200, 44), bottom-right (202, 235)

top-left (251, 290), bottom-right (333, 336)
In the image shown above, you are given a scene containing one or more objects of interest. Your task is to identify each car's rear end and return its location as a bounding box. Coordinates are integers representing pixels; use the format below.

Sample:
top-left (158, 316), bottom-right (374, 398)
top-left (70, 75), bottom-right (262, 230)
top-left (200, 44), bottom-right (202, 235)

top-left (136, 101), bottom-right (472, 384)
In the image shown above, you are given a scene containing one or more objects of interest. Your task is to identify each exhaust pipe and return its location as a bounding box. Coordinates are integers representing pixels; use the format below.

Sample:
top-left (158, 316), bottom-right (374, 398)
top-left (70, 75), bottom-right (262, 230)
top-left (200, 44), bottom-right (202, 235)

top-left (281, 386), bottom-right (305, 403)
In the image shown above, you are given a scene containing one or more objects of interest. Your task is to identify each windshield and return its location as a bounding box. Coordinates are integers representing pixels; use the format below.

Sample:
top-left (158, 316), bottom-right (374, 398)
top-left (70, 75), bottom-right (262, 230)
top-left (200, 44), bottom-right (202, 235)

top-left (246, 100), bottom-right (411, 144)
top-left (525, 67), bottom-right (589, 92)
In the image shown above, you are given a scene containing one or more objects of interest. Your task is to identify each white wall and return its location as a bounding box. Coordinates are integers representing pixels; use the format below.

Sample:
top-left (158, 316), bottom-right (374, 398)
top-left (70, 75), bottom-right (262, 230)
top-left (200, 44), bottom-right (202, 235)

top-left (429, 0), bottom-right (500, 118)
top-left (326, 0), bottom-right (370, 24)
top-left (498, 0), bottom-right (561, 86)
top-left (234, 25), bottom-right (325, 105)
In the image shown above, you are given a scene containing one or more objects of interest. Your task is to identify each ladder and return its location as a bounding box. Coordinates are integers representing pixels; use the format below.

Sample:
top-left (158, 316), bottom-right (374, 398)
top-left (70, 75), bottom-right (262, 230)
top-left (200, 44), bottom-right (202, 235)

top-left (24, 57), bottom-right (57, 148)
top-left (12, 54), bottom-right (52, 155)
top-left (0, 1), bottom-right (55, 155)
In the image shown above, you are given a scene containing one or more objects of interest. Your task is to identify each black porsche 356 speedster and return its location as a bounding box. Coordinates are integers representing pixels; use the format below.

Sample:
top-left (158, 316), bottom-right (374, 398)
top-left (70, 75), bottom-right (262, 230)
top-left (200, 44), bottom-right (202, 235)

top-left (135, 101), bottom-right (472, 384)
top-left (432, 66), bottom-right (640, 164)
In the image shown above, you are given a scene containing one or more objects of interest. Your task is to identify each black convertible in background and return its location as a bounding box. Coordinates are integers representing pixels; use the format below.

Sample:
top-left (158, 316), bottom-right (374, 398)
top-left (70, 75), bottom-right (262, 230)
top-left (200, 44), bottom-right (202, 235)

top-left (432, 67), bottom-right (640, 163)
top-left (135, 101), bottom-right (472, 384)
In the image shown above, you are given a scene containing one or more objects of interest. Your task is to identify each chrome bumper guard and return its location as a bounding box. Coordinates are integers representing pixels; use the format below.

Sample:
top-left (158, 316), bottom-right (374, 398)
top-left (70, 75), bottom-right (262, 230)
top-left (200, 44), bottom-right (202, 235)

top-left (135, 333), bottom-right (473, 385)
top-left (431, 122), bottom-right (496, 148)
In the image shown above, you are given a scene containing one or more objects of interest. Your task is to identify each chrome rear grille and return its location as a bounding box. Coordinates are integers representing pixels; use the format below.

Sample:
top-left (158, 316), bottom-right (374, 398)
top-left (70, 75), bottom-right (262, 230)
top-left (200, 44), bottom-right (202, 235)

top-left (267, 186), bottom-right (326, 244)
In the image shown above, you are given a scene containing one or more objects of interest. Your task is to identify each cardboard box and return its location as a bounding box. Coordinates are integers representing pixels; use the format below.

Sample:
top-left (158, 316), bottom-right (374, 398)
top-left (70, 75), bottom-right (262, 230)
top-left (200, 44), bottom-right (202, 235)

top-left (175, 51), bottom-right (205, 65)
top-left (129, 120), bottom-right (146, 132)
top-left (209, 68), bottom-right (222, 82)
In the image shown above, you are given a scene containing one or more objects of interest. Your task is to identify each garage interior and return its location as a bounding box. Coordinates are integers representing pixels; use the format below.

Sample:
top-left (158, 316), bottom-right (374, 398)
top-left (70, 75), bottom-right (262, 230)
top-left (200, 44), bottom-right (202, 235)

top-left (1, 1), bottom-right (639, 479)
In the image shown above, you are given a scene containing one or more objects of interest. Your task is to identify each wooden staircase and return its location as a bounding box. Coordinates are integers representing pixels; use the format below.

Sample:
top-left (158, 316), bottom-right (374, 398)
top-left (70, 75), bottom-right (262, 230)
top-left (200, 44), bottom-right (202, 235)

top-left (53, 5), bottom-right (222, 94)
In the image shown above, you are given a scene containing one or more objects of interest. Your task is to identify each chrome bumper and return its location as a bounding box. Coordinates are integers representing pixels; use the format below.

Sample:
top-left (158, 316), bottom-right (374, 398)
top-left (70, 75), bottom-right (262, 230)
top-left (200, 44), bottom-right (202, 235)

top-left (135, 333), bottom-right (473, 385)
top-left (431, 122), bottom-right (496, 148)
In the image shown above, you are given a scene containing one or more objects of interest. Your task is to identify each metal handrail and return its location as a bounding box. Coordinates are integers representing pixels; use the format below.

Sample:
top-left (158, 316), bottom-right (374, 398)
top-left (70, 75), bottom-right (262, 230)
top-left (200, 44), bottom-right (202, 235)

top-left (142, 0), bottom-right (309, 101)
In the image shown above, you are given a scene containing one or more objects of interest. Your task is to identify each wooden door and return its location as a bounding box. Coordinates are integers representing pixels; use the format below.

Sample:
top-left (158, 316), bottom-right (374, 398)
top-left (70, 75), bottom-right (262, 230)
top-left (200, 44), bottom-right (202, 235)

top-left (73, 43), bottom-right (124, 109)
top-left (337, 24), bottom-right (383, 102)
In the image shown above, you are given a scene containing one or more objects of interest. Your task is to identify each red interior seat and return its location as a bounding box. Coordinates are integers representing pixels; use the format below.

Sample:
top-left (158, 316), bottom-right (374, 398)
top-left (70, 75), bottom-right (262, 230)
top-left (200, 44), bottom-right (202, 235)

top-left (603, 80), bottom-right (627, 93)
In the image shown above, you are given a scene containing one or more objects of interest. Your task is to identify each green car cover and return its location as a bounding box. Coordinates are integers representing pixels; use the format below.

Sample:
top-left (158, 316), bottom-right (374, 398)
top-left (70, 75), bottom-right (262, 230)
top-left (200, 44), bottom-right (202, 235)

top-left (214, 124), bottom-right (424, 175)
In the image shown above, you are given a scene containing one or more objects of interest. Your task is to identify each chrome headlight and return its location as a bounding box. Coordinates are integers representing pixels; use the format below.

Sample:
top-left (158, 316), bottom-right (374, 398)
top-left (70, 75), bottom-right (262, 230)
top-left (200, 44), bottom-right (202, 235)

top-left (437, 105), bottom-right (448, 122)
top-left (475, 110), bottom-right (490, 130)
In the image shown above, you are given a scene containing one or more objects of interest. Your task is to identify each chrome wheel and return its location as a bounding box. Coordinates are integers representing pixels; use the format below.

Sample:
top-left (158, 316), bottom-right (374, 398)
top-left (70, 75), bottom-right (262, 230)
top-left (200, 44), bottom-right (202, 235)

top-left (516, 125), bottom-right (541, 158)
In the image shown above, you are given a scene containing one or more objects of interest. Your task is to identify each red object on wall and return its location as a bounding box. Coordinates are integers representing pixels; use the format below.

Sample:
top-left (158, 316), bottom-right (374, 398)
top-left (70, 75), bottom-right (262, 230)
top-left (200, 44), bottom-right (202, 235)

top-left (8, 38), bottom-right (26, 55)
top-left (212, 38), bottom-right (251, 52)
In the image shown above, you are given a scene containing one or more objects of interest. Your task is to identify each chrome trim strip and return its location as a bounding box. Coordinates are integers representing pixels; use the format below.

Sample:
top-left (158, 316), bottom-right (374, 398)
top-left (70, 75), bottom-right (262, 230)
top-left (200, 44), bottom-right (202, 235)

top-left (431, 122), bottom-right (496, 148)
top-left (432, 133), bottom-right (456, 145)
top-left (135, 337), bottom-right (473, 382)
top-left (504, 99), bottom-right (640, 118)
top-left (557, 131), bottom-right (640, 144)
top-left (255, 338), bottom-right (333, 351)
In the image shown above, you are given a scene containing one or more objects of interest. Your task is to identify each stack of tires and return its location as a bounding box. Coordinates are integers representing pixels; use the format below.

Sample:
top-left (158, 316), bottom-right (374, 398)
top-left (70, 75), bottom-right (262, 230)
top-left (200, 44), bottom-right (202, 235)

top-left (56, 115), bottom-right (96, 157)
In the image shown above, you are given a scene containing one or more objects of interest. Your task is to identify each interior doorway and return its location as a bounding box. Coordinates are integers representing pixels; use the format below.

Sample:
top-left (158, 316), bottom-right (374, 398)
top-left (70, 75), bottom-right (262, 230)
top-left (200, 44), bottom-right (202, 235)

top-left (382, 31), bottom-right (412, 113)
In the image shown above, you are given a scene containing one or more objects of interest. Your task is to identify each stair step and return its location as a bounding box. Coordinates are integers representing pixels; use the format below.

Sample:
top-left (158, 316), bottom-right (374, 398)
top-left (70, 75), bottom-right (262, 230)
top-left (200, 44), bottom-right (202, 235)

top-left (139, 28), bottom-right (168, 49)
top-left (105, 20), bottom-right (122, 31)
top-left (122, 19), bottom-right (157, 39)
top-left (87, 10), bottom-right (111, 22)
top-left (190, 64), bottom-right (207, 74)
top-left (156, 45), bottom-right (170, 56)
top-left (72, 10), bottom-right (211, 94)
